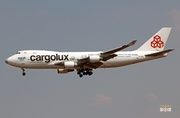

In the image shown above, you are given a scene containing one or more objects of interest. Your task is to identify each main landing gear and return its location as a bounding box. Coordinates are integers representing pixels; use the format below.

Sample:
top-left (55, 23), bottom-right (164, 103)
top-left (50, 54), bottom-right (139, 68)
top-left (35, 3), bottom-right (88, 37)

top-left (21, 68), bottom-right (26, 76)
top-left (77, 69), bottom-right (93, 78)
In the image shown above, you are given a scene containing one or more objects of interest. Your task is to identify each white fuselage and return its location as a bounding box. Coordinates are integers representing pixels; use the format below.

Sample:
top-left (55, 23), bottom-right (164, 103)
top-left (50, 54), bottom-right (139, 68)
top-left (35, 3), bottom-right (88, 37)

top-left (4, 27), bottom-right (173, 77)
top-left (6, 50), bottom-right (165, 69)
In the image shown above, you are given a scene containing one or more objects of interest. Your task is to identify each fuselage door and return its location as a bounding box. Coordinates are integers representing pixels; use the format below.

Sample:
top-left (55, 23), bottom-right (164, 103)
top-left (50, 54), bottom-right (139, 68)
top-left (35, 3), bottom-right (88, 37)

top-left (16, 52), bottom-right (29, 65)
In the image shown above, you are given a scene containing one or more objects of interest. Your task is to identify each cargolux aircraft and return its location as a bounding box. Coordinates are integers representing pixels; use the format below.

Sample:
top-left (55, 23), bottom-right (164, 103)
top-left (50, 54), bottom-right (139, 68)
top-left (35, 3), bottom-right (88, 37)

top-left (5, 27), bottom-right (173, 77)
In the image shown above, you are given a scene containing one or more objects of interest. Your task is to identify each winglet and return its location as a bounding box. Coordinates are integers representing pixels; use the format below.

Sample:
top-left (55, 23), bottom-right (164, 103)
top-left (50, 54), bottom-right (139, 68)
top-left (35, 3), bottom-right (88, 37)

top-left (128, 40), bottom-right (137, 46)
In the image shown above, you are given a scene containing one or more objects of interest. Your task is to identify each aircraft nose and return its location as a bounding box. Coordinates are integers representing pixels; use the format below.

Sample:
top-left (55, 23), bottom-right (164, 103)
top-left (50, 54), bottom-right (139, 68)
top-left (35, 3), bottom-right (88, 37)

top-left (5, 59), bottom-right (8, 64)
top-left (5, 56), bottom-right (17, 66)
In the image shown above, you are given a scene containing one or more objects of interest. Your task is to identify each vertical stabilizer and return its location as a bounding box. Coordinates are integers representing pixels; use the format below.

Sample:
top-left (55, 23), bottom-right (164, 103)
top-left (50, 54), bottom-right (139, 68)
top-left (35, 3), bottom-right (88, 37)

top-left (137, 27), bottom-right (172, 51)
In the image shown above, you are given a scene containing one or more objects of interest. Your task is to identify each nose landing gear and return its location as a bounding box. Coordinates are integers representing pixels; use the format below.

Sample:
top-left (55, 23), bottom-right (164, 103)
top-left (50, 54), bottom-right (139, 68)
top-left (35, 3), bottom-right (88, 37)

top-left (21, 68), bottom-right (26, 76)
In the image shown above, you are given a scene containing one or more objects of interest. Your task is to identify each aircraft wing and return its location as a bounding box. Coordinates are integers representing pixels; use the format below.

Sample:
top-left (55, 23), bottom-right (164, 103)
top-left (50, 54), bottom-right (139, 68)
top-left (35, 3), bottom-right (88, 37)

top-left (101, 40), bottom-right (137, 57)
top-left (76, 57), bottom-right (103, 69)
top-left (50, 40), bottom-right (137, 69)
top-left (77, 40), bottom-right (137, 68)
top-left (83, 62), bottom-right (103, 69)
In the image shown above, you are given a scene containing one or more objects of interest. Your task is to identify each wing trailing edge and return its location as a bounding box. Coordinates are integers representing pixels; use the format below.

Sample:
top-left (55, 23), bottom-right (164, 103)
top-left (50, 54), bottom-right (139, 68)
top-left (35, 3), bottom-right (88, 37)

top-left (101, 40), bottom-right (137, 57)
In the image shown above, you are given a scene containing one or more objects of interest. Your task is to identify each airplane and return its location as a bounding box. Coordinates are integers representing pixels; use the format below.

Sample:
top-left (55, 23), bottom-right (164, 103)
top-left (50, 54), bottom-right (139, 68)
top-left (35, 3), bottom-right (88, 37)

top-left (5, 27), bottom-right (173, 77)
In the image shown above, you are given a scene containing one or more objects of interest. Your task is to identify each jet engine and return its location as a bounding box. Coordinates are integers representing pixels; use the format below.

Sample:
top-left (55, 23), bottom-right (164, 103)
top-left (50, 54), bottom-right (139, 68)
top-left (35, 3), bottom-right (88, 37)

top-left (89, 55), bottom-right (101, 62)
top-left (64, 61), bottom-right (75, 68)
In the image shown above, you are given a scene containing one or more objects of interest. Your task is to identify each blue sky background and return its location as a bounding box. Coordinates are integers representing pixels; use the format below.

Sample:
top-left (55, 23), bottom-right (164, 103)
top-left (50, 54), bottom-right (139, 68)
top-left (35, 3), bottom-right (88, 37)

top-left (1, 0), bottom-right (180, 118)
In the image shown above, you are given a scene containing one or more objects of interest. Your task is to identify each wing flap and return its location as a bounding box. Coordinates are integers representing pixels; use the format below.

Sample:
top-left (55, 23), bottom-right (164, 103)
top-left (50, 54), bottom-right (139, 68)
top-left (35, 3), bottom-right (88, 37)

top-left (77, 57), bottom-right (89, 65)
top-left (102, 54), bottom-right (117, 61)
top-left (84, 62), bottom-right (103, 69)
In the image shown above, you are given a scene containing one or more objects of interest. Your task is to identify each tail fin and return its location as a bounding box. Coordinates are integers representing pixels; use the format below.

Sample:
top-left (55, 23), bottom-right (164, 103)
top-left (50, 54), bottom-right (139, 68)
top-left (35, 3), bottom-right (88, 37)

top-left (137, 27), bottom-right (172, 51)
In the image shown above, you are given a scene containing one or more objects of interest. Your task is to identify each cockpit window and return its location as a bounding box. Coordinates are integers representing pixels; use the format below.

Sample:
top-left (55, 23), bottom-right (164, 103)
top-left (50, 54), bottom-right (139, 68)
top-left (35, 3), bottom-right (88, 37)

top-left (16, 52), bottom-right (21, 54)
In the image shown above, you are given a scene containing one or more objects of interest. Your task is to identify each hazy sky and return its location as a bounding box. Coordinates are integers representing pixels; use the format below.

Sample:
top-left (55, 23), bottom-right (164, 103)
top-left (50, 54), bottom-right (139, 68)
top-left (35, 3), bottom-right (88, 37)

top-left (1, 0), bottom-right (180, 118)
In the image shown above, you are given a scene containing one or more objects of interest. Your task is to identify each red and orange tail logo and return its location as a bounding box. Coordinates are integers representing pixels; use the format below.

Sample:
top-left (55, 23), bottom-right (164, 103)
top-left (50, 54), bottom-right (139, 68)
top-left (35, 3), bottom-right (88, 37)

top-left (151, 35), bottom-right (164, 48)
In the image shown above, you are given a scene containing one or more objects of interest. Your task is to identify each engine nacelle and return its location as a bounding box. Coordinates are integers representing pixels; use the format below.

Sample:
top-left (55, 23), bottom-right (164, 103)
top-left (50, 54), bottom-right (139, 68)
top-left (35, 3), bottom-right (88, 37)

top-left (64, 61), bottom-right (75, 68)
top-left (89, 55), bottom-right (100, 62)
top-left (57, 69), bottom-right (74, 74)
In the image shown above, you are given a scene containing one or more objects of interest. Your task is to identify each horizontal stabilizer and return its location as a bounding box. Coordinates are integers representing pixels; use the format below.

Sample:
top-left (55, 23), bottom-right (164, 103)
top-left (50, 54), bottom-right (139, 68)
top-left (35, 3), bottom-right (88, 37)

top-left (145, 49), bottom-right (174, 56)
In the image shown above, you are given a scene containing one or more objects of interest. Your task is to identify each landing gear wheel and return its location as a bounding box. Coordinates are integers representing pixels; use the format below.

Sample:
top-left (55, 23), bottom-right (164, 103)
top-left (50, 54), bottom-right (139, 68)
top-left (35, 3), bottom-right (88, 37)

top-left (22, 72), bottom-right (26, 76)
top-left (77, 69), bottom-right (93, 77)
top-left (21, 68), bottom-right (26, 76)
top-left (79, 74), bottom-right (83, 78)
top-left (88, 71), bottom-right (93, 76)
top-left (77, 71), bottom-right (81, 75)
top-left (83, 71), bottom-right (87, 75)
